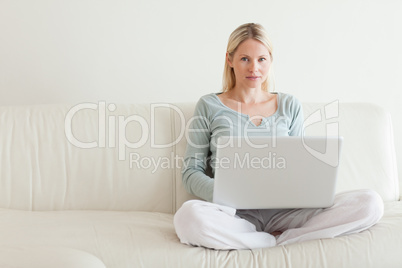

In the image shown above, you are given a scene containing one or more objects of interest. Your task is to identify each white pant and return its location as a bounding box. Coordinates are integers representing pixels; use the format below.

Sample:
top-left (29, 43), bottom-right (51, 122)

top-left (174, 189), bottom-right (384, 250)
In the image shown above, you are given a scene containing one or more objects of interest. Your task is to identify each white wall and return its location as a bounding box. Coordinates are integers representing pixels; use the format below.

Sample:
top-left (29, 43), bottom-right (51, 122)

top-left (1, 0), bottom-right (401, 181)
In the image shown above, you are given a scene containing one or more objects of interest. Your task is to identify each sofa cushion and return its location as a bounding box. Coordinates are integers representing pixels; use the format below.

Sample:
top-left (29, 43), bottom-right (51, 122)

top-left (0, 203), bottom-right (401, 267)
top-left (0, 246), bottom-right (106, 268)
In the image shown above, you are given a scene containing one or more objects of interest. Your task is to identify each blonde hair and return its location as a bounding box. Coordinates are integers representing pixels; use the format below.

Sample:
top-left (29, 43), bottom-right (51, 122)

top-left (222, 23), bottom-right (274, 92)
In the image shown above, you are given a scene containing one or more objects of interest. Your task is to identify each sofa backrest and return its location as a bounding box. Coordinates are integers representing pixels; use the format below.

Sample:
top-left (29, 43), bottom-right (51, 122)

top-left (301, 102), bottom-right (399, 202)
top-left (0, 101), bottom-right (399, 212)
top-left (0, 103), bottom-right (177, 212)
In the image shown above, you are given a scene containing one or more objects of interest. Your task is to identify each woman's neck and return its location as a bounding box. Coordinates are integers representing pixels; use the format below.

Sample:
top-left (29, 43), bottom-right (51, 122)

top-left (228, 87), bottom-right (269, 104)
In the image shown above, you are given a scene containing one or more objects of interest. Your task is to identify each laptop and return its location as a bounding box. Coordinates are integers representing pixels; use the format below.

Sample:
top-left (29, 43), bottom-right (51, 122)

top-left (212, 136), bottom-right (343, 209)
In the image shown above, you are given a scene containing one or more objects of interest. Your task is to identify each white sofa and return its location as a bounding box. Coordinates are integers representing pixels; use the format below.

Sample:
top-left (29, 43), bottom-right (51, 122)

top-left (0, 101), bottom-right (401, 268)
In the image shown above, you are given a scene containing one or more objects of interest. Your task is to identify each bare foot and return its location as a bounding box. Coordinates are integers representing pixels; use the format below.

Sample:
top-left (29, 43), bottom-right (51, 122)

top-left (270, 231), bottom-right (283, 237)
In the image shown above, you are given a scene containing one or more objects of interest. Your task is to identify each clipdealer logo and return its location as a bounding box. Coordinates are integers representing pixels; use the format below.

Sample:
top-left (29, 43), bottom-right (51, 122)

top-left (63, 101), bottom-right (287, 161)
top-left (64, 100), bottom-right (341, 168)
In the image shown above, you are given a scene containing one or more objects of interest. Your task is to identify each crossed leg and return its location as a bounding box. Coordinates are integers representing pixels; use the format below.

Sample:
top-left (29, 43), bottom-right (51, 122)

top-left (174, 189), bottom-right (384, 249)
top-left (266, 189), bottom-right (384, 245)
top-left (174, 200), bottom-right (276, 250)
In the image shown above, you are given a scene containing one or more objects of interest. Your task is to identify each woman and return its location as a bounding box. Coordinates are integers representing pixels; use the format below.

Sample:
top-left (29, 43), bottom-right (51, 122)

top-left (174, 23), bottom-right (383, 250)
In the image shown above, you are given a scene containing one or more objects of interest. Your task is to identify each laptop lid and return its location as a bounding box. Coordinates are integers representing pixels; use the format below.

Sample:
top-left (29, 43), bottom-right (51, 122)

top-left (212, 136), bottom-right (343, 209)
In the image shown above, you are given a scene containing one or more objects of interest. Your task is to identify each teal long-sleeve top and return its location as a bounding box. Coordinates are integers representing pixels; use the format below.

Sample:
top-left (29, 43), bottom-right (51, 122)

top-left (181, 92), bottom-right (304, 202)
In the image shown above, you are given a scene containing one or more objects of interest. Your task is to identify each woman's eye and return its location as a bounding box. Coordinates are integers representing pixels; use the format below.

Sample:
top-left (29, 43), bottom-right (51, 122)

top-left (241, 57), bottom-right (248, 61)
top-left (259, 58), bottom-right (266, 62)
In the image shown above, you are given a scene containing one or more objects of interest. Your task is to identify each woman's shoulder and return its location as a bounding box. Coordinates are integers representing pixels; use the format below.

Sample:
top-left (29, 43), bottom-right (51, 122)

top-left (277, 91), bottom-right (301, 104)
top-left (198, 92), bottom-right (221, 103)
top-left (195, 92), bottom-right (223, 108)
top-left (276, 91), bottom-right (302, 113)
top-left (193, 92), bottom-right (223, 115)
top-left (276, 91), bottom-right (299, 101)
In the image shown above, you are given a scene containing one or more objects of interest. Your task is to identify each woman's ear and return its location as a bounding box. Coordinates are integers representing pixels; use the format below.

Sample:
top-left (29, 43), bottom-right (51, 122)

top-left (226, 52), bottom-right (233, 68)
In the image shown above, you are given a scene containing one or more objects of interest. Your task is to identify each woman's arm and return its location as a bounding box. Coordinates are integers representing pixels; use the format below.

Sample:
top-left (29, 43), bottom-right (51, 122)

top-left (181, 98), bottom-right (214, 202)
top-left (288, 97), bottom-right (304, 136)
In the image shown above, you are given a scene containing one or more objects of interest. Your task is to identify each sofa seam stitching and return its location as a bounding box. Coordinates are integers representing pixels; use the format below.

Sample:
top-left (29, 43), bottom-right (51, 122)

top-left (171, 105), bottom-right (177, 213)
top-left (387, 112), bottom-right (400, 201)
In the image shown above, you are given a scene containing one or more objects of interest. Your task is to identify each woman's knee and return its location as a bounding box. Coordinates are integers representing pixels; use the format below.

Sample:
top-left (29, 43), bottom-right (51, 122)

top-left (360, 189), bottom-right (384, 222)
top-left (174, 200), bottom-right (203, 227)
top-left (173, 200), bottom-right (214, 245)
top-left (174, 200), bottom-right (274, 249)
top-left (345, 189), bottom-right (384, 224)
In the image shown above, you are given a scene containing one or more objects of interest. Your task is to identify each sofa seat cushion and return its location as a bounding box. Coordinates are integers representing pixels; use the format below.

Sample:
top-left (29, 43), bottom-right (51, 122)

top-left (0, 246), bottom-right (106, 268)
top-left (0, 202), bottom-right (401, 268)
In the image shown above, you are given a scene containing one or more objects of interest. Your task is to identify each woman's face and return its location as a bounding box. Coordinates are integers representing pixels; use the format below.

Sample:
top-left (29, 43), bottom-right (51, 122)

top-left (227, 38), bottom-right (271, 91)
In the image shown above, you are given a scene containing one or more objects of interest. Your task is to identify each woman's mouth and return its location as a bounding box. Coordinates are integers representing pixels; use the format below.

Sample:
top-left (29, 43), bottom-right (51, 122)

top-left (246, 76), bottom-right (260, 81)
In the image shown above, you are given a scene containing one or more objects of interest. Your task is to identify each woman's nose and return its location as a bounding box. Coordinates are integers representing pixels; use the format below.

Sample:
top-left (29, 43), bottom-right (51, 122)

top-left (249, 61), bottom-right (258, 72)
